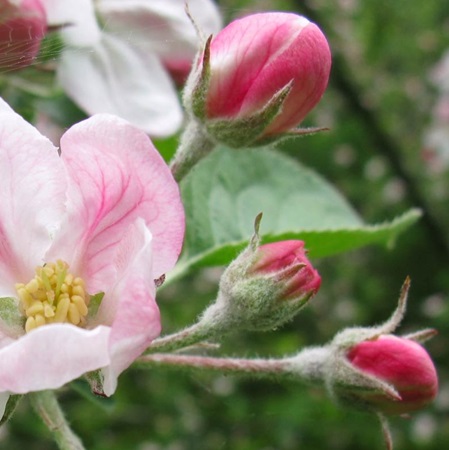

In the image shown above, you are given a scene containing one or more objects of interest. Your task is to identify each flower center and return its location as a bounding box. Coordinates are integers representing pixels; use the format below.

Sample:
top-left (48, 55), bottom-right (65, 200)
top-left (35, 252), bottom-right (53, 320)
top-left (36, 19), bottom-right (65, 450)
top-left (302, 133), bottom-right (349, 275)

top-left (15, 260), bottom-right (90, 333)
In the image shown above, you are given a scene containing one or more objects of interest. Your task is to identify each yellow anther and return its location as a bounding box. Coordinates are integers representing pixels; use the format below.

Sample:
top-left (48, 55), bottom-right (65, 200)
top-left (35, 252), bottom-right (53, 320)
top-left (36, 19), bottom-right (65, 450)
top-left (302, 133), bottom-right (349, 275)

top-left (26, 301), bottom-right (44, 317)
top-left (35, 314), bottom-right (46, 327)
top-left (54, 296), bottom-right (70, 322)
top-left (26, 279), bottom-right (39, 294)
top-left (25, 316), bottom-right (36, 333)
top-left (74, 277), bottom-right (85, 287)
top-left (44, 303), bottom-right (55, 318)
top-left (72, 285), bottom-right (85, 298)
top-left (16, 260), bottom-right (90, 333)
top-left (68, 303), bottom-right (81, 325)
top-left (71, 295), bottom-right (88, 316)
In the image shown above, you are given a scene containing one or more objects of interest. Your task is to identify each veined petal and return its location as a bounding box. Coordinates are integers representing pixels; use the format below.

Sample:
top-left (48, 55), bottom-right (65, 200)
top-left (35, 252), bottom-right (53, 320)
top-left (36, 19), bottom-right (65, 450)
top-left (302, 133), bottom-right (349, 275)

top-left (101, 219), bottom-right (160, 396)
top-left (0, 324), bottom-right (110, 393)
top-left (0, 102), bottom-right (66, 295)
top-left (97, 0), bottom-right (222, 62)
top-left (46, 114), bottom-right (184, 294)
top-left (40, 0), bottom-right (101, 46)
top-left (57, 32), bottom-right (183, 136)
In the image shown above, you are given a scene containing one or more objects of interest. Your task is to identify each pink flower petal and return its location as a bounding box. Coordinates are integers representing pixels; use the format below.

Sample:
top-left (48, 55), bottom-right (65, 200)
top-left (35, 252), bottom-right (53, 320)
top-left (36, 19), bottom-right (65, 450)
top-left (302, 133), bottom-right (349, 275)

top-left (0, 104), bottom-right (66, 295)
top-left (101, 219), bottom-right (160, 395)
top-left (46, 114), bottom-right (184, 294)
top-left (0, 324), bottom-right (110, 393)
top-left (57, 32), bottom-right (183, 137)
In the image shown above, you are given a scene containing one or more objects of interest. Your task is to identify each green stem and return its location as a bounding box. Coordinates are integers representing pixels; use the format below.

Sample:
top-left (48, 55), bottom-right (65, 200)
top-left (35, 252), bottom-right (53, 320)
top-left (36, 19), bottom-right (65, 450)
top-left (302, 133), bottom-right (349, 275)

top-left (145, 322), bottom-right (213, 354)
top-left (170, 119), bottom-right (215, 182)
top-left (29, 391), bottom-right (85, 450)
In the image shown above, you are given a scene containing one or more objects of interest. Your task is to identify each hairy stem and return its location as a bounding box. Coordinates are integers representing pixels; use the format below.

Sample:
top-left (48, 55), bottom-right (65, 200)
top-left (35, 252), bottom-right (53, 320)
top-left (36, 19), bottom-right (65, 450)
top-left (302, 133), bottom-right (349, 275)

top-left (170, 119), bottom-right (216, 182)
top-left (29, 391), bottom-right (85, 450)
top-left (145, 322), bottom-right (213, 354)
top-left (138, 346), bottom-right (330, 386)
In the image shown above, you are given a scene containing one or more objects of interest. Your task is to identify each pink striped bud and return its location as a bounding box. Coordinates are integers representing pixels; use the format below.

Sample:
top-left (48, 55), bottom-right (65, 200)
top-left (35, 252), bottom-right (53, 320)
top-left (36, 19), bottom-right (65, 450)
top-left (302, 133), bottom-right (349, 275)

top-left (0, 0), bottom-right (47, 70)
top-left (347, 335), bottom-right (438, 415)
top-left (186, 12), bottom-right (331, 147)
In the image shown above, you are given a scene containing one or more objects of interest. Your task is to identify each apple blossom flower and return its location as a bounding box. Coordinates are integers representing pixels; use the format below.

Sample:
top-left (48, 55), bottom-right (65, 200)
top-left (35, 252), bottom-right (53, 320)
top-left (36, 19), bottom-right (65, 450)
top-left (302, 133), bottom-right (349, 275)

top-left (0, 0), bottom-right (47, 70)
top-left (184, 12), bottom-right (331, 147)
top-left (0, 98), bottom-right (184, 418)
top-left (39, 0), bottom-right (222, 137)
top-left (347, 335), bottom-right (438, 415)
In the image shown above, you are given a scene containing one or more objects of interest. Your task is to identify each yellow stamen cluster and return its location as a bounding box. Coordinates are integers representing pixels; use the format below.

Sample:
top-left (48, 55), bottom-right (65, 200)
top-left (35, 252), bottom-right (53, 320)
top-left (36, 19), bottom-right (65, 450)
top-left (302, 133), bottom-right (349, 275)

top-left (15, 260), bottom-right (90, 333)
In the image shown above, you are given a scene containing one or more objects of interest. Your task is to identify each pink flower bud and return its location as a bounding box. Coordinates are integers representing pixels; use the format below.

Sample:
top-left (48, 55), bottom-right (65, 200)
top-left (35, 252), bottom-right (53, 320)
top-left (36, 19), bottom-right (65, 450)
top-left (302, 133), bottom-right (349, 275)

top-left (0, 0), bottom-right (47, 70)
top-left (347, 335), bottom-right (438, 415)
top-left (188, 12), bottom-right (331, 146)
top-left (203, 239), bottom-right (321, 333)
top-left (250, 240), bottom-right (321, 300)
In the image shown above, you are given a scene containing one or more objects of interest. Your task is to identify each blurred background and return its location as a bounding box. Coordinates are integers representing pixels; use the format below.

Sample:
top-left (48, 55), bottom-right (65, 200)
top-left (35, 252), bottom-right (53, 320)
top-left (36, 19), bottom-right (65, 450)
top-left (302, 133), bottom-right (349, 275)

top-left (1, 0), bottom-right (449, 448)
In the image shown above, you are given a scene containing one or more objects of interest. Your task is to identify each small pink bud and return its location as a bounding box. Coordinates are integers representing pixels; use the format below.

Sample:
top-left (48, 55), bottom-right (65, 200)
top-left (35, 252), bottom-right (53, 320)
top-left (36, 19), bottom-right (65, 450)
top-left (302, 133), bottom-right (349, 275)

top-left (250, 240), bottom-right (321, 300)
top-left (202, 239), bottom-right (321, 333)
top-left (347, 335), bottom-right (438, 415)
top-left (0, 0), bottom-right (47, 70)
top-left (186, 12), bottom-right (331, 147)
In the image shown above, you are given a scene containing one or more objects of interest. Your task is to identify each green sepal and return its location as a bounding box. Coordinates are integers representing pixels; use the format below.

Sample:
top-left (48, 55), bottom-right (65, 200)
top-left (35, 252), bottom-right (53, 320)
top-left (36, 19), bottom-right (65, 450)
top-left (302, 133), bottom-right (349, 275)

top-left (191, 35), bottom-right (213, 120)
top-left (0, 395), bottom-right (23, 427)
top-left (206, 82), bottom-right (293, 148)
top-left (255, 126), bottom-right (330, 146)
top-left (71, 379), bottom-right (115, 412)
top-left (84, 369), bottom-right (106, 397)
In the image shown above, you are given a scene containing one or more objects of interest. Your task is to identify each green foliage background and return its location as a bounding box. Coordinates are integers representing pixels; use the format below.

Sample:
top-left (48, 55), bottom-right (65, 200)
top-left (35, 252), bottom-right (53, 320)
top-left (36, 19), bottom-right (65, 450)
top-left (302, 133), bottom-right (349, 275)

top-left (1, 0), bottom-right (449, 449)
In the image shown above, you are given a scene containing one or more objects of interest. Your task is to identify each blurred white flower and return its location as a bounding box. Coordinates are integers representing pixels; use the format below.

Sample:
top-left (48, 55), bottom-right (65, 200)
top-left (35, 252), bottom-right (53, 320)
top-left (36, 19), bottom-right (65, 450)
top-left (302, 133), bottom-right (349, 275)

top-left (41, 0), bottom-right (222, 137)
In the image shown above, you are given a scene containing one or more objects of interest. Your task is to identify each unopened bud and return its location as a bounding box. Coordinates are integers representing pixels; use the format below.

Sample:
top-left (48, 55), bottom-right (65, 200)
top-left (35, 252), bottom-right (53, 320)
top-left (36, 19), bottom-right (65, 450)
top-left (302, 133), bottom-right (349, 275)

top-left (0, 0), bottom-right (47, 71)
top-left (324, 279), bottom-right (438, 416)
top-left (201, 238), bottom-right (321, 333)
top-left (184, 12), bottom-right (331, 147)
top-left (347, 335), bottom-right (438, 415)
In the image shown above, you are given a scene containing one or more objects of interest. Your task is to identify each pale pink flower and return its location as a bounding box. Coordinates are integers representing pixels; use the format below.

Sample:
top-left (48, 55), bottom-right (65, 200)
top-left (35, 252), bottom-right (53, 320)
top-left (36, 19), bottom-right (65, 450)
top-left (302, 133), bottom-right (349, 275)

top-left (39, 0), bottom-right (222, 137)
top-left (198, 12), bottom-right (331, 138)
top-left (347, 335), bottom-right (438, 415)
top-left (0, 0), bottom-right (47, 70)
top-left (0, 98), bottom-right (184, 417)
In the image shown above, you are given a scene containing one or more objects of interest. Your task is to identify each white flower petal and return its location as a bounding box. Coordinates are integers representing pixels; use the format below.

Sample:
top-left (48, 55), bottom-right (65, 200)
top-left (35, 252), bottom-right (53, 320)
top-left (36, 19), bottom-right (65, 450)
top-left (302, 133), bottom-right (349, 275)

top-left (97, 0), bottom-right (222, 61)
top-left (40, 0), bottom-right (101, 45)
top-left (58, 33), bottom-right (183, 136)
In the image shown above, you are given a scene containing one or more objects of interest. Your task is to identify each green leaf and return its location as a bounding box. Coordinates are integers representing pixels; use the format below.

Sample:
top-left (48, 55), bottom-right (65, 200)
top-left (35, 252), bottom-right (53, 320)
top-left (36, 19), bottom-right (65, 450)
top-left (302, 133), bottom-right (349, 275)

top-left (170, 146), bottom-right (420, 282)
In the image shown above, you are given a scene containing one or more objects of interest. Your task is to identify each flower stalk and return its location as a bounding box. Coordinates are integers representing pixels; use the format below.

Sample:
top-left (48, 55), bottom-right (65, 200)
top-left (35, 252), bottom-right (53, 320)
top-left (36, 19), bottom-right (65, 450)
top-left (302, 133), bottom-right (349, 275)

top-left (146, 321), bottom-right (215, 354)
top-left (170, 119), bottom-right (216, 182)
top-left (138, 346), bottom-right (330, 385)
top-left (29, 390), bottom-right (85, 450)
